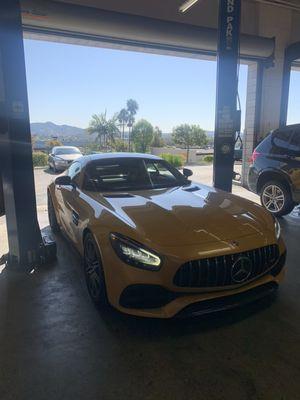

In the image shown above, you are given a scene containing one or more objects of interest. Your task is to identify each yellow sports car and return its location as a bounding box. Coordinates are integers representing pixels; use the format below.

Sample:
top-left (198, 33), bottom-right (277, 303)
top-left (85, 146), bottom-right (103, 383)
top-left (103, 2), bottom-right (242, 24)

top-left (47, 153), bottom-right (286, 318)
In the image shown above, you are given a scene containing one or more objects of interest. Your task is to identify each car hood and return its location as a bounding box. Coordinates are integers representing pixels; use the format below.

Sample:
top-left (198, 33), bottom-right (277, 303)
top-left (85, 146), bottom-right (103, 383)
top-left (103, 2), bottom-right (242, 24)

top-left (55, 154), bottom-right (82, 161)
top-left (89, 184), bottom-right (275, 246)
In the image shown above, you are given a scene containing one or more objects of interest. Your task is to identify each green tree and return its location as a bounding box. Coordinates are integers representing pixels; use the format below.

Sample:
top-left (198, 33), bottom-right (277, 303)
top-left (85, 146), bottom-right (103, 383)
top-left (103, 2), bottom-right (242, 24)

top-left (126, 99), bottom-right (139, 151)
top-left (172, 124), bottom-right (208, 163)
top-left (112, 138), bottom-right (128, 152)
top-left (87, 112), bottom-right (120, 149)
top-left (132, 119), bottom-right (154, 153)
top-left (83, 142), bottom-right (102, 154)
top-left (151, 126), bottom-right (165, 147)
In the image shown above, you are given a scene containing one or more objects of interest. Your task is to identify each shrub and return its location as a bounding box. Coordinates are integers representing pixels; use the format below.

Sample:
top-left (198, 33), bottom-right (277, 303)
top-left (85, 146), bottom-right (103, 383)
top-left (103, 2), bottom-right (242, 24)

top-left (32, 151), bottom-right (48, 167)
top-left (112, 138), bottom-right (128, 152)
top-left (160, 153), bottom-right (185, 168)
top-left (203, 155), bottom-right (214, 163)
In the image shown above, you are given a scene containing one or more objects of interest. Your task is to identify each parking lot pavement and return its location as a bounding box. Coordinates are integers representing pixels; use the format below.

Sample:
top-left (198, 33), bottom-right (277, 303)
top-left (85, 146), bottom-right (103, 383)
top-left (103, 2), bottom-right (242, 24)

top-left (188, 164), bottom-right (260, 203)
top-left (0, 165), bottom-right (259, 255)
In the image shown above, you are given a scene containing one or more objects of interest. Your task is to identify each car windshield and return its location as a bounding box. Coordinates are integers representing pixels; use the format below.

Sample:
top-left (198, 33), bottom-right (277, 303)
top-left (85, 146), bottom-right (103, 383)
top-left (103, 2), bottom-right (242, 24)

top-left (84, 158), bottom-right (187, 192)
top-left (55, 148), bottom-right (81, 155)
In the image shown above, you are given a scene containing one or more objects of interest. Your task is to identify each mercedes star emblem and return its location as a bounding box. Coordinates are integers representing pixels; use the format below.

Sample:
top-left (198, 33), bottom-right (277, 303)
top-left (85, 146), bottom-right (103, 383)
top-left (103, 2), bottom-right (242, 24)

top-left (231, 256), bottom-right (253, 283)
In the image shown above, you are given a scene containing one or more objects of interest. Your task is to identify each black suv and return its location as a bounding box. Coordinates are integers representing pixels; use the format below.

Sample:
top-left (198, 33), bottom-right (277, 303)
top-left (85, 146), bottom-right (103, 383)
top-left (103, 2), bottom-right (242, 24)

top-left (248, 124), bottom-right (300, 217)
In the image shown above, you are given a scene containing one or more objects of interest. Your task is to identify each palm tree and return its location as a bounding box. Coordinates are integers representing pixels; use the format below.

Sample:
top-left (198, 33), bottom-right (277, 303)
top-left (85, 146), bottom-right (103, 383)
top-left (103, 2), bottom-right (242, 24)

top-left (87, 112), bottom-right (120, 150)
top-left (117, 108), bottom-right (129, 141)
top-left (126, 99), bottom-right (139, 151)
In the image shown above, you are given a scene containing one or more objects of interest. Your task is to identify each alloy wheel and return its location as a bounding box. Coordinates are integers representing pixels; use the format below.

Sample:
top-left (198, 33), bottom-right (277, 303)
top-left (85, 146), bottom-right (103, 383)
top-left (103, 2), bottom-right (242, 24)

top-left (262, 184), bottom-right (285, 213)
top-left (84, 239), bottom-right (102, 300)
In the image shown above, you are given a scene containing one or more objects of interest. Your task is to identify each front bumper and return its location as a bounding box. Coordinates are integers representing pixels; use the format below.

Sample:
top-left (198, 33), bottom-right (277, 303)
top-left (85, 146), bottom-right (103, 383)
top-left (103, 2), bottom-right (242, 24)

top-left (100, 234), bottom-right (286, 318)
top-left (176, 281), bottom-right (279, 318)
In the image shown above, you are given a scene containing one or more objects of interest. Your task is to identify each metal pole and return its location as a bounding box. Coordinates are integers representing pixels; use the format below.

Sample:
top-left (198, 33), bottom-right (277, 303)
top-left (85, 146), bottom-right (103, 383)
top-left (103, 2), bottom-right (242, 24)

top-left (0, 0), bottom-right (55, 270)
top-left (213, 0), bottom-right (241, 192)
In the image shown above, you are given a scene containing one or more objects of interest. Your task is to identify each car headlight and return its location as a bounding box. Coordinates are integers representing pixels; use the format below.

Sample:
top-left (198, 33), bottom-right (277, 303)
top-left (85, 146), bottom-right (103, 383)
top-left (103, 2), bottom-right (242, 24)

top-left (274, 218), bottom-right (281, 240)
top-left (110, 233), bottom-right (162, 271)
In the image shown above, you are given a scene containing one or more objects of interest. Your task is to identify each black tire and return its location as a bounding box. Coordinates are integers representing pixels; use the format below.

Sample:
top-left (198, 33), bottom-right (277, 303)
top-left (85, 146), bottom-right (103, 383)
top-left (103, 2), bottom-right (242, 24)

top-left (83, 233), bottom-right (108, 308)
top-left (260, 180), bottom-right (294, 217)
top-left (53, 163), bottom-right (57, 173)
top-left (48, 192), bottom-right (60, 233)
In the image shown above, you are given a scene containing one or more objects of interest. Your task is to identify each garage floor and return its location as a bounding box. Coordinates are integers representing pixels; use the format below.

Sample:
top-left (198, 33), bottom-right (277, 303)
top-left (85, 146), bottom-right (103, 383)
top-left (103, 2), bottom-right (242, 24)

top-left (1, 212), bottom-right (300, 400)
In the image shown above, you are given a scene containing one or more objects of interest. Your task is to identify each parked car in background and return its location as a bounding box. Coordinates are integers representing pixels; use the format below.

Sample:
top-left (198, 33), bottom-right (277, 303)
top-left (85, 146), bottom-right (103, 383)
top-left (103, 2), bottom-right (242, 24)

top-left (48, 146), bottom-right (82, 172)
top-left (248, 124), bottom-right (300, 217)
top-left (48, 153), bottom-right (286, 318)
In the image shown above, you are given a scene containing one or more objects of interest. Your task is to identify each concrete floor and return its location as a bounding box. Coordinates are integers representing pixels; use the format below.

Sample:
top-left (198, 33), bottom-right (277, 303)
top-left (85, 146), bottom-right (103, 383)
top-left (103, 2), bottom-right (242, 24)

top-left (1, 168), bottom-right (300, 400)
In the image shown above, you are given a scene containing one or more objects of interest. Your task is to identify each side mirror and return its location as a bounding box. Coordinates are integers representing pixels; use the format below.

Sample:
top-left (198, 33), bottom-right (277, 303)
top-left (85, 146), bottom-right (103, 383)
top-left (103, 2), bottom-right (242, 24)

top-left (55, 175), bottom-right (73, 186)
top-left (183, 168), bottom-right (193, 178)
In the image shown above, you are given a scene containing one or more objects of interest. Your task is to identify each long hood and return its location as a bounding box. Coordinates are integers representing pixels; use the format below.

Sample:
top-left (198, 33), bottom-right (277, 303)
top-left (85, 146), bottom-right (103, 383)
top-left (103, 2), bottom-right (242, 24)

top-left (89, 184), bottom-right (275, 247)
top-left (56, 154), bottom-right (82, 161)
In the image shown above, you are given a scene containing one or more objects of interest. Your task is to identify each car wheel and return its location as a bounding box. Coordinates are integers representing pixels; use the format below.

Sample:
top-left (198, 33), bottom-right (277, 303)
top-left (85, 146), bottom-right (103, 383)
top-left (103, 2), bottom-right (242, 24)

top-left (83, 233), bottom-right (108, 308)
top-left (48, 192), bottom-right (60, 233)
top-left (260, 180), bottom-right (294, 217)
top-left (53, 162), bottom-right (57, 173)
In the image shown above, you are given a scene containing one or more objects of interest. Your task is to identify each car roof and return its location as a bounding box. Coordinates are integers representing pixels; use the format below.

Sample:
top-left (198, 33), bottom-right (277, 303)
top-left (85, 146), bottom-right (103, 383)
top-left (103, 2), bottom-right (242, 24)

top-left (53, 146), bottom-right (79, 150)
top-left (78, 152), bottom-right (162, 167)
top-left (275, 124), bottom-right (300, 131)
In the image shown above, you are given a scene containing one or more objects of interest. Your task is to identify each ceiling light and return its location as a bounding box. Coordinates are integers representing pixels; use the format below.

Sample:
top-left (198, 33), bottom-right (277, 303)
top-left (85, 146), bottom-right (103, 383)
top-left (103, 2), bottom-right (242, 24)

top-left (179, 0), bottom-right (201, 13)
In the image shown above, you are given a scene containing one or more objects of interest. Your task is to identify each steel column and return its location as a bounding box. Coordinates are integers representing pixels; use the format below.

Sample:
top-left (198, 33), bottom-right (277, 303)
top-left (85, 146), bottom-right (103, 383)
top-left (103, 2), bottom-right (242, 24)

top-left (213, 0), bottom-right (241, 192)
top-left (0, 0), bottom-right (53, 270)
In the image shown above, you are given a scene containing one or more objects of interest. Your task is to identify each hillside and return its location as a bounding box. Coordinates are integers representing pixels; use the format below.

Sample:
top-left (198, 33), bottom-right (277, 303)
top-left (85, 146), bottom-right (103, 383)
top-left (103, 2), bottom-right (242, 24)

top-left (30, 121), bottom-right (86, 138)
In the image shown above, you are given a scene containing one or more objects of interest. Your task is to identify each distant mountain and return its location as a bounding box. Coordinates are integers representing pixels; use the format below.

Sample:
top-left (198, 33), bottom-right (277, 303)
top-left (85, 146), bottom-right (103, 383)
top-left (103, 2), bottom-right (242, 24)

top-left (30, 121), bottom-right (86, 138)
top-left (30, 121), bottom-right (98, 149)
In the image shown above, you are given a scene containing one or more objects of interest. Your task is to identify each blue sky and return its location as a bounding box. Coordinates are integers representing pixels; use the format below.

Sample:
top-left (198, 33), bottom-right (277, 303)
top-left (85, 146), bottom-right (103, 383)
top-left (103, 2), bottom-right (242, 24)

top-left (24, 39), bottom-right (249, 132)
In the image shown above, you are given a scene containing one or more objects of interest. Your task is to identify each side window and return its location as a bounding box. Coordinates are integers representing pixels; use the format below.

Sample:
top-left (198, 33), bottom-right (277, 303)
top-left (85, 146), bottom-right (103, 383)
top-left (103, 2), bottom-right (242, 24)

top-left (68, 162), bottom-right (81, 185)
top-left (270, 129), bottom-right (294, 155)
top-left (273, 130), bottom-right (293, 150)
top-left (289, 131), bottom-right (300, 153)
top-left (145, 161), bottom-right (177, 184)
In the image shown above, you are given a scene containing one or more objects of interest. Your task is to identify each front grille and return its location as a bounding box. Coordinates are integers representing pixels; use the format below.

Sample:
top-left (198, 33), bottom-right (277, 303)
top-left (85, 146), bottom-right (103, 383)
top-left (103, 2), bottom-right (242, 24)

top-left (173, 244), bottom-right (280, 288)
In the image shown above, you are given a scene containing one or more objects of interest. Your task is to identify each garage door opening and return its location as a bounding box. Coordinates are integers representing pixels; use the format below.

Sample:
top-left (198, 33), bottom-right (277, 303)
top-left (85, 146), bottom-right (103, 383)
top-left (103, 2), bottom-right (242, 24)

top-left (287, 64), bottom-right (300, 126)
top-left (1, 38), bottom-right (253, 259)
